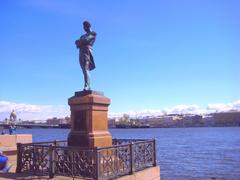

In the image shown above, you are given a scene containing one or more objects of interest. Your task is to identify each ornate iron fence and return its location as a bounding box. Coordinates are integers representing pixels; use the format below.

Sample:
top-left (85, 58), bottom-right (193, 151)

top-left (16, 139), bottom-right (157, 179)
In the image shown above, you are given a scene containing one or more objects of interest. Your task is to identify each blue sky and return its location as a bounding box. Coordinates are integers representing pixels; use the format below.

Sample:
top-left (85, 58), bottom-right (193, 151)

top-left (0, 0), bottom-right (239, 120)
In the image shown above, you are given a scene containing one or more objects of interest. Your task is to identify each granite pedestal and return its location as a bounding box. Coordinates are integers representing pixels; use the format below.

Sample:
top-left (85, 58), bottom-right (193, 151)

top-left (67, 90), bottom-right (112, 147)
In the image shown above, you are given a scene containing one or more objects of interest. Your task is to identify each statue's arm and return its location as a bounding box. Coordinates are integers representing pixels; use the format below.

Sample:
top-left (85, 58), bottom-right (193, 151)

top-left (75, 38), bottom-right (87, 48)
top-left (75, 32), bottom-right (97, 48)
top-left (75, 39), bottom-right (86, 48)
top-left (83, 32), bottom-right (97, 44)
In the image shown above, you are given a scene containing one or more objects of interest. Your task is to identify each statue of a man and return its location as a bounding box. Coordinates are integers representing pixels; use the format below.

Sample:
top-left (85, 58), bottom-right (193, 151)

top-left (75, 21), bottom-right (97, 91)
top-left (10, 110), bottom-right (17, 123)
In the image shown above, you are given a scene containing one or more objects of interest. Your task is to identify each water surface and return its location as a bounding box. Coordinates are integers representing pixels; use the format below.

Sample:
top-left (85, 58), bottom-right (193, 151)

top-left (17, 127), bottom-right (240, 179)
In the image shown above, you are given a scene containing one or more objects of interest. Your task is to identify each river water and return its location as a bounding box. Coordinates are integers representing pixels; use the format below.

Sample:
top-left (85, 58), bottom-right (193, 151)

top-left (16, 127), bottom-right (240, 180)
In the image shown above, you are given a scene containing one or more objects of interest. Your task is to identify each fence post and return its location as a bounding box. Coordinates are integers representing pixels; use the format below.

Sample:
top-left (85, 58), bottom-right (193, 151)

top-left (153, 139), bottom-right (157, 166)
top-left (16, 143), bottom-right (22, 173)
top-left (95, 147), bottom-right (100, 180)
top-left (32, 146), bottom-right (36, 172)
top-left (53, 141), bottom-right (56, 176)
top-left (49, 144), bottom-right (54, 178)
top-left (130, 143), bottom-right (134, 174)
top-left (54, 140), bottom-right (57, 146)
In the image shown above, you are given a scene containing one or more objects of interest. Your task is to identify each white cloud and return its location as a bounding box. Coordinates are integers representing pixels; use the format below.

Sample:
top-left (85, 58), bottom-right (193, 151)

top-left (232, 100), bottom-right (240, 109)
top-left (207, 100), bottom-right (240, 113)
top-left (164, 104), bottom-right (202, 114)
top-left (0, 100), bottom-right (69, 121)
top-left (1, 99), bottom-right (240, 120)
top-left (109, 100), bottom-right (240, 118)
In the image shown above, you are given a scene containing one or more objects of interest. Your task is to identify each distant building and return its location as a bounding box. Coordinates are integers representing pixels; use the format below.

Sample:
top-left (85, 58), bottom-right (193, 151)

top-left (108, 118), bottom-right (116, 128)
top-left (202, 115), bottom-right (215, 126)
top-left (182, 115), bottom-right (203, 127)
top-left (64, 117), bottom-right (71, 124)
top-left (109, 111), bottom-right (240, 128)
top-left (47, 117), bottom-right (60, 125)
top-left (47, 117), bottom-right (70, 125)
top-left (139, 116), bottom-right (176, 127)
top-left (212, 111), bottom-right (240, 126)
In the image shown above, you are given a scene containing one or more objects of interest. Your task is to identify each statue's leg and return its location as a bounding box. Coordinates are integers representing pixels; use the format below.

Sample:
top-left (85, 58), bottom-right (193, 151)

top-left (85, 61), bottom-right (91, 90)
top-left (81, 66), bottom-right (87, 90)
top-left (81, 61), bottom-right (90, 90)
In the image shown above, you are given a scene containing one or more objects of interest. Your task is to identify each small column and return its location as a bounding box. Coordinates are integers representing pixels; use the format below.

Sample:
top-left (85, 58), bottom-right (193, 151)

top-left (67, 90), bottom-right (112, 147)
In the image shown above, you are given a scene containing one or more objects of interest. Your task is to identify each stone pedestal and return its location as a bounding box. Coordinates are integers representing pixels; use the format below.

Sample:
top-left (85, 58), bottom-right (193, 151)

top-left (67, 90), bottom-right (112, 147)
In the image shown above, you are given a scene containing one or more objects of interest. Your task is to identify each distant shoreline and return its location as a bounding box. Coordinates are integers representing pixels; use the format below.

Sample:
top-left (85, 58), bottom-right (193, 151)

top-left (110, 125), bottom-right (240, 129)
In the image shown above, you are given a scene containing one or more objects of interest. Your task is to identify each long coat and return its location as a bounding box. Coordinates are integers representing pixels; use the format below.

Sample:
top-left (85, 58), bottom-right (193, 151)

top-left (75, 31), bottom-right (96, 71)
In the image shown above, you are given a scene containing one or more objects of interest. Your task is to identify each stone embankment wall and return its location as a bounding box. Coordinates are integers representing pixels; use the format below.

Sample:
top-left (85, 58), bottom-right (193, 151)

top-left (0, 134), bottom-right (32, 172)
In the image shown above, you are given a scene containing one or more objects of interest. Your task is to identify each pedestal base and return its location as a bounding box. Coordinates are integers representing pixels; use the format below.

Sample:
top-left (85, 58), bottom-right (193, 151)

top-left (68, 131), bottom-right (112, 147)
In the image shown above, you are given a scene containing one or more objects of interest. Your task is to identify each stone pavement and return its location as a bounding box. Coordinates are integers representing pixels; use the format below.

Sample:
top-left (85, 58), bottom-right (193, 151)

top-left (0, 173), bottom-right (80, 180)
top-left (0, 165), bottom-right (160, 180)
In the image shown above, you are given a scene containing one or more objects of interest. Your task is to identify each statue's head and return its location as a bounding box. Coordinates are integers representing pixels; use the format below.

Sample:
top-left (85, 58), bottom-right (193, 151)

top-left (83, 21), bottom-right (91, 32)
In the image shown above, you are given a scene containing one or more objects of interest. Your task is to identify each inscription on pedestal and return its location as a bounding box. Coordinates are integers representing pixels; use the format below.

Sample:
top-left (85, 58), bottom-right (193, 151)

top-left (74, 110), bottom-right (87, 131)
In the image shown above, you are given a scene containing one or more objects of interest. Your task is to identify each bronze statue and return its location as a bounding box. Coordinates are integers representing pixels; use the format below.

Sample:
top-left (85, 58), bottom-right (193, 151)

top-left (75, 21), bottom-right (97, 91)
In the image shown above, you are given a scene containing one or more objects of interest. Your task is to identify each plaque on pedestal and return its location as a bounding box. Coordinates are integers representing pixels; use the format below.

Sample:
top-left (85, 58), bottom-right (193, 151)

top-left (67, 90), bottom-right (112, 147)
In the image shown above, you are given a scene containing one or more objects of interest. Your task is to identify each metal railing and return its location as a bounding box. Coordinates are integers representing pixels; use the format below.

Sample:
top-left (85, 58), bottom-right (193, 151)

top-left (16, 139), bottom-right (157, 179)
